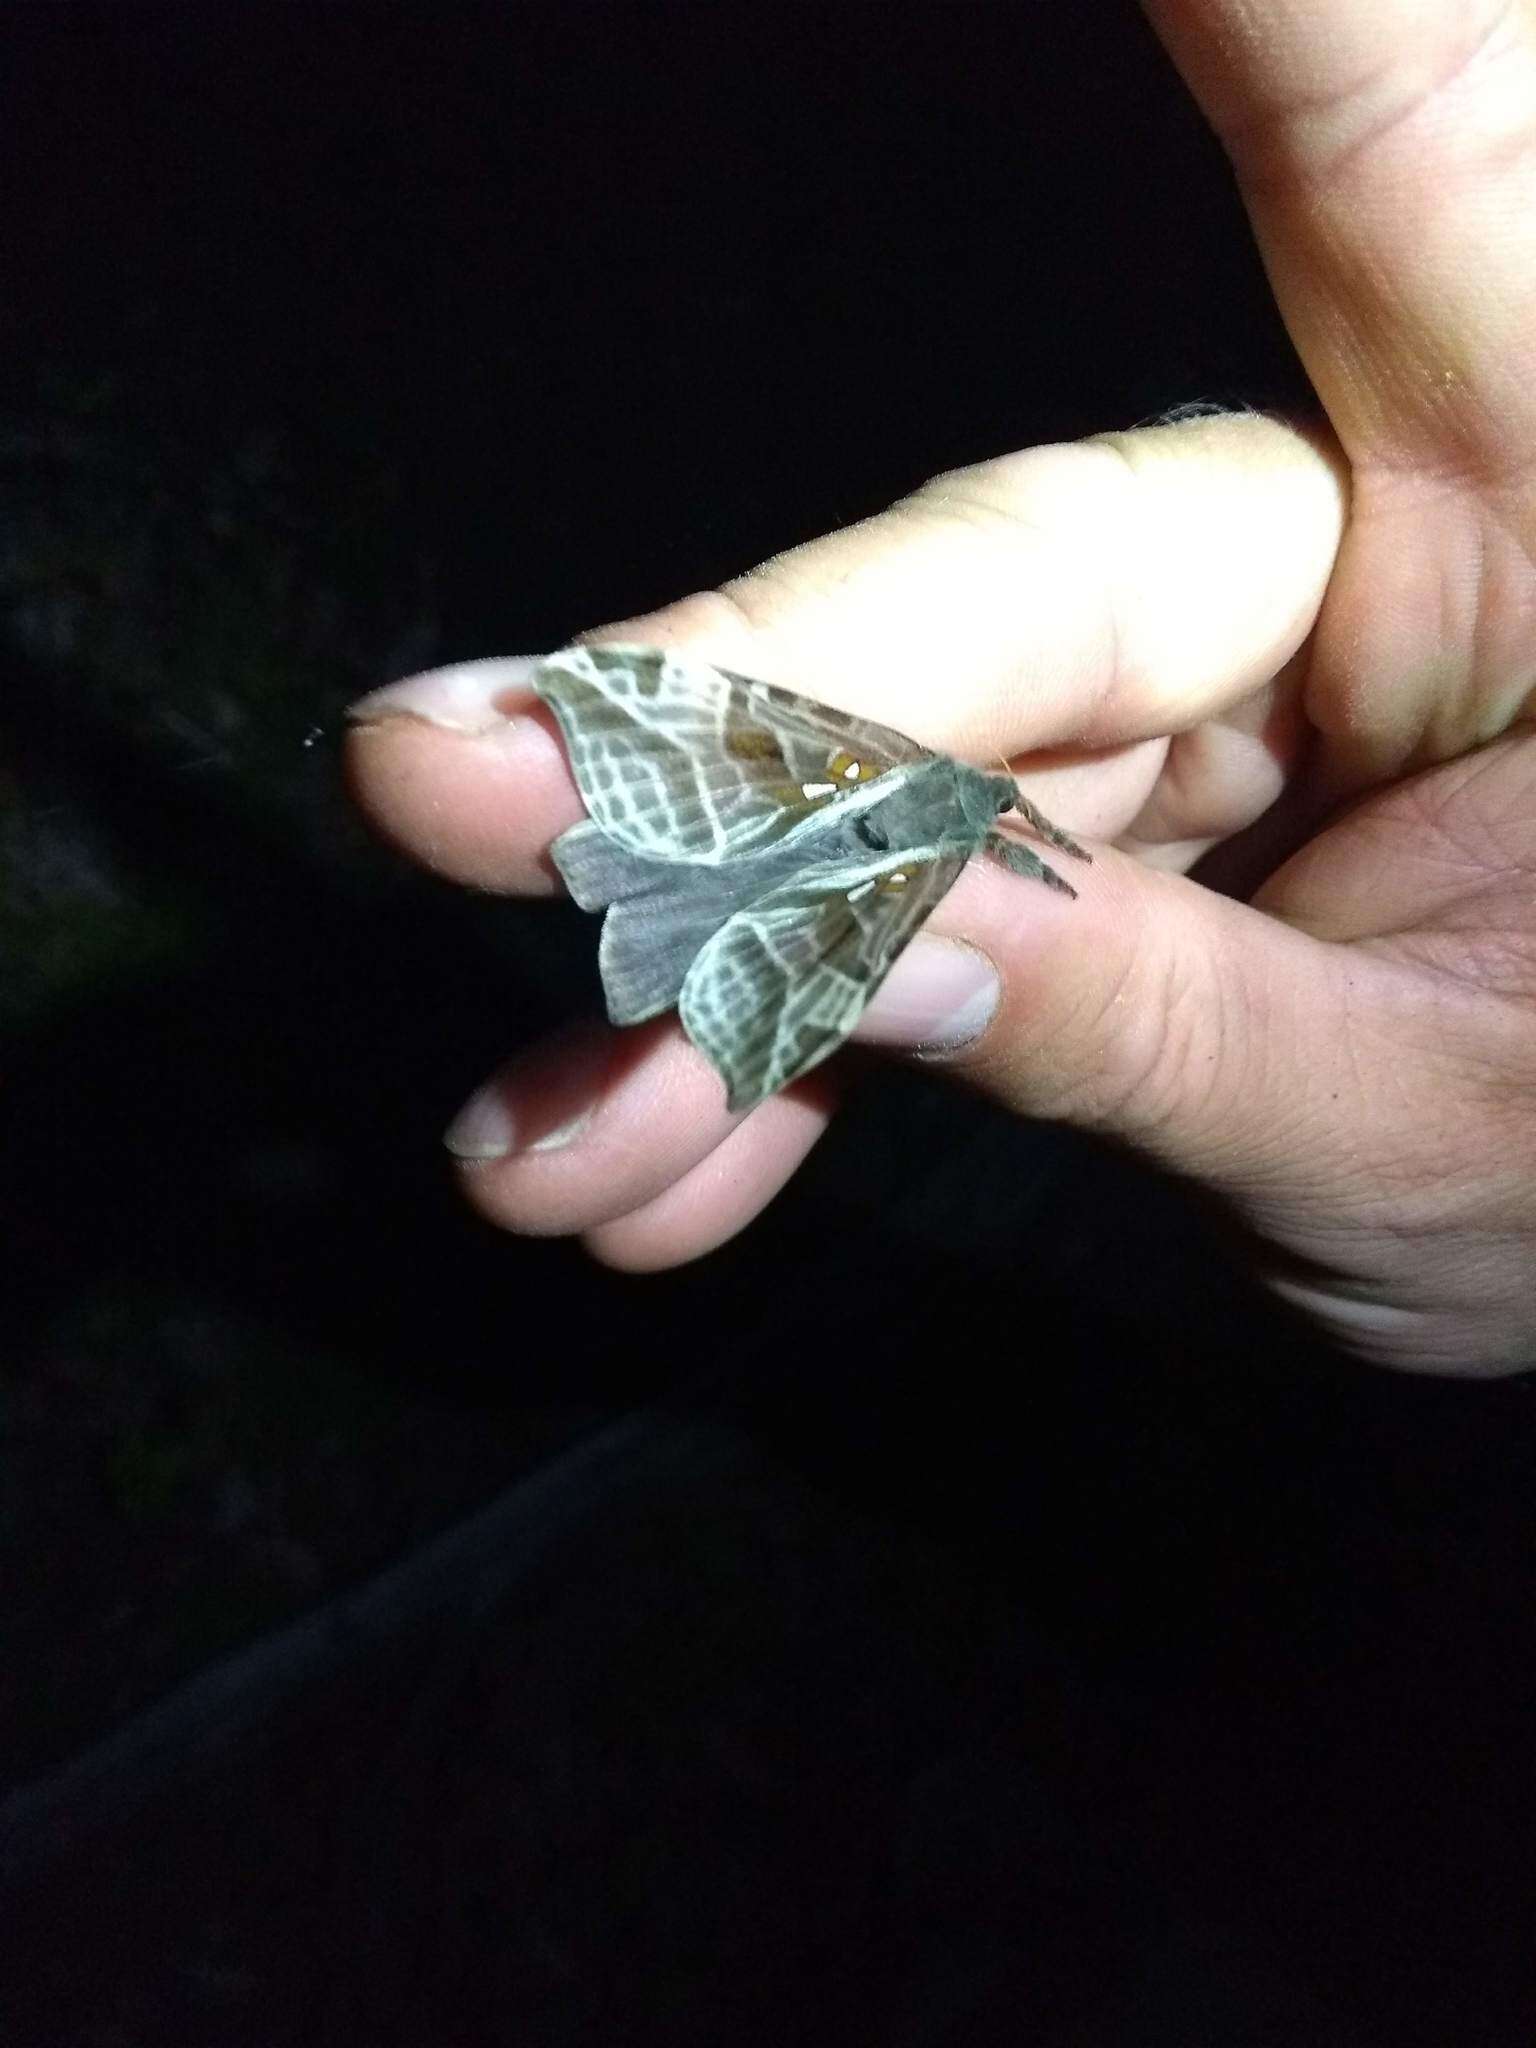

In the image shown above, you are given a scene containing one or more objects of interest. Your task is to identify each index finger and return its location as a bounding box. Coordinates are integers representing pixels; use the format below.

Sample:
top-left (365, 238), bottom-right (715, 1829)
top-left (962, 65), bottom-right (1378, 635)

top-left (597, 411), bottom-right (1342, 761)
top-left (347, 412), bottom-right (1344, 893)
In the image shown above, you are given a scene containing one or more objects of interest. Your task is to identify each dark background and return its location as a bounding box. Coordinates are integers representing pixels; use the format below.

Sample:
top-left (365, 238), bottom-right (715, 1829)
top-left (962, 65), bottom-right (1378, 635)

top-left (4, 4), bottom-right (1535, 2043)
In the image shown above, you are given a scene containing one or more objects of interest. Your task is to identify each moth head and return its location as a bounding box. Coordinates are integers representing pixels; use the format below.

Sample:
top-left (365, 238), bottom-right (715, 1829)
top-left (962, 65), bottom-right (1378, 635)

top-left (965, 770), bottom-right (1022, 835)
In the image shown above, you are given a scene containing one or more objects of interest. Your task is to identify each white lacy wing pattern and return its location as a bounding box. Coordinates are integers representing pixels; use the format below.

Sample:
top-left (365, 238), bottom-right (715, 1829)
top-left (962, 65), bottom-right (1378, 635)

top-left (679, 854), bottom-right (969, 1109)
top-left (533, 645), bottom-right (931, 865)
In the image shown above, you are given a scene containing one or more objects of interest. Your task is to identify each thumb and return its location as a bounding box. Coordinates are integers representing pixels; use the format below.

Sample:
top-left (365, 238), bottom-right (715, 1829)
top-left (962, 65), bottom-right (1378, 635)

top-left (855, 842), bottom-right (1373, 1206)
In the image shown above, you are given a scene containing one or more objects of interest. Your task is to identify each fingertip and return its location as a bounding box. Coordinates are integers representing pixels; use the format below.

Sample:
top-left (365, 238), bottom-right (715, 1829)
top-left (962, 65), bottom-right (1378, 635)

top-left (343, 696), bottom-right (579, 894)
top-left (347, 656), bottom-right (545, 733)
top-left (582, 1083), bottom-right (832, 1270)
top-left (442, 1022), bottom-right (819, 1248)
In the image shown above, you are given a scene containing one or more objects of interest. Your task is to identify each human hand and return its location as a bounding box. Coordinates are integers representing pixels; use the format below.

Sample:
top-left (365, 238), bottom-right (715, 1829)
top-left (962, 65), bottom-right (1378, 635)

top-left (346, 0), bottom-right (1536, 1375)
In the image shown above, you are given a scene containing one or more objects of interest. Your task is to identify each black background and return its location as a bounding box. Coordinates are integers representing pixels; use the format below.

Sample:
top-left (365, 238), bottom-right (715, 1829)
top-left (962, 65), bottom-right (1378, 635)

top-left (3, 5), bottom-right (1535, 2043)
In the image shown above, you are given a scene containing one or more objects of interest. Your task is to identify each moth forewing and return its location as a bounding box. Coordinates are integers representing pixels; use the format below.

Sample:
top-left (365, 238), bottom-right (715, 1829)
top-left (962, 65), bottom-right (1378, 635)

top-left (679, 852), bottom-right (969, 1109)
top-left (532, 645), bottom-right (927, 866)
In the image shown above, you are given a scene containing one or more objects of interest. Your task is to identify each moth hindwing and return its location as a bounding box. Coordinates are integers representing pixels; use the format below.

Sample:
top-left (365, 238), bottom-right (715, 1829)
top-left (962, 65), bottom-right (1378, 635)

top-left (532, 645), bottom-right (1086, 1109)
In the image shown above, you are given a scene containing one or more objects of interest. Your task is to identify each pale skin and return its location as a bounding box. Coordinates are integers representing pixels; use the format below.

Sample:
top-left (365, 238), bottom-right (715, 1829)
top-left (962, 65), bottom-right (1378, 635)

top-left (347, 0), bottom-right (1536, 1376)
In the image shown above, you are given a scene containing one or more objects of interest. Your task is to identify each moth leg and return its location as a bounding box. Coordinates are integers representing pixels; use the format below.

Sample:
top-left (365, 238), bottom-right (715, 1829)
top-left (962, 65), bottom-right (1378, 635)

top-left (985, 830), bottom-right (1077, 898)
top-left (1006, 792), bottom-right (1091, 863)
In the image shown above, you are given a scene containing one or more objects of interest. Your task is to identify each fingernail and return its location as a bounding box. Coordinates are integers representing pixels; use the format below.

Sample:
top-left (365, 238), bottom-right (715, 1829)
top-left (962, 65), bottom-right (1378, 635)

top-left (348, 656), bottom-right (544, 735)
top-left (443, 1034), bottom-right (609, 1160)
top-left (443, 1079), bottom-right (518, 1160)
top-left (855, 937), bottom-right (1000, 1051)
top-left (445, 1086), bottom-right (594, 1160)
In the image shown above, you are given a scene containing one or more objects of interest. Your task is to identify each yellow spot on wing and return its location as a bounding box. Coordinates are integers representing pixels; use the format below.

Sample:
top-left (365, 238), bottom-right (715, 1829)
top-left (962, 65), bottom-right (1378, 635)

top-left (725, 727), bottom-right (785, 764)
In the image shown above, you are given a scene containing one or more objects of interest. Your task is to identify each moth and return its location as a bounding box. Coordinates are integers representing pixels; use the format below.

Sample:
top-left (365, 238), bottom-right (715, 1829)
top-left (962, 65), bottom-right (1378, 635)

top-left (532, 644), bottom-right (1088, 1110)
